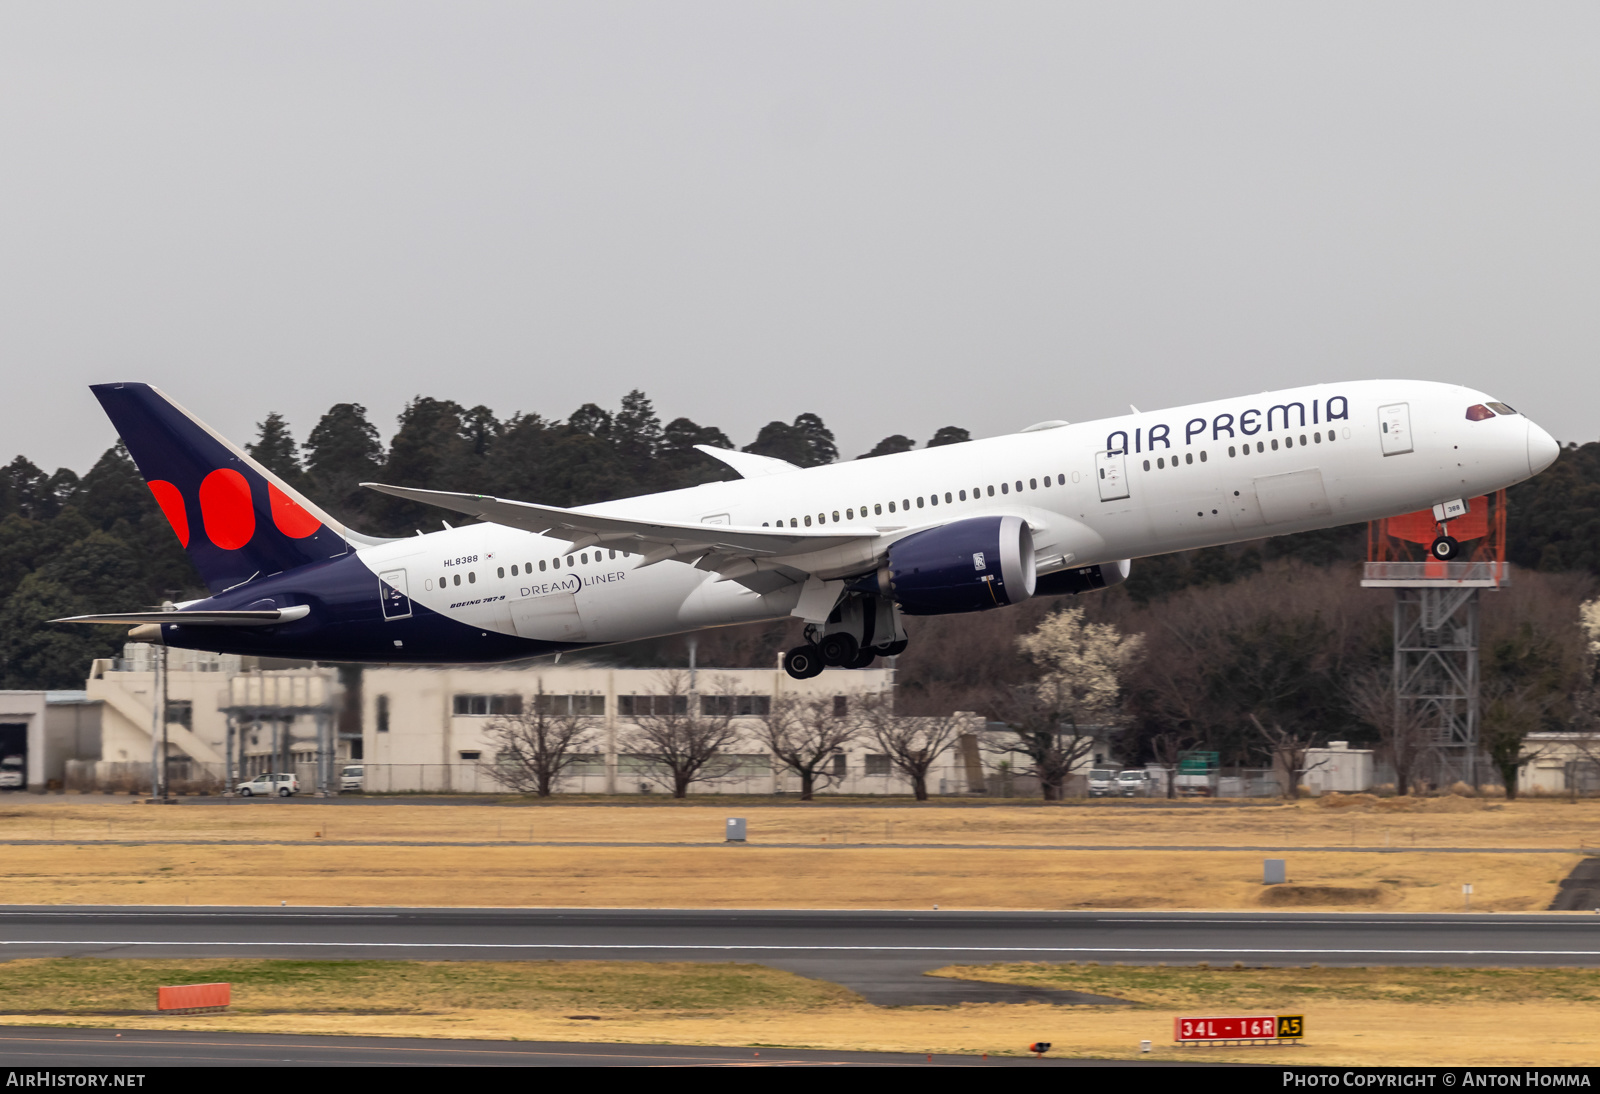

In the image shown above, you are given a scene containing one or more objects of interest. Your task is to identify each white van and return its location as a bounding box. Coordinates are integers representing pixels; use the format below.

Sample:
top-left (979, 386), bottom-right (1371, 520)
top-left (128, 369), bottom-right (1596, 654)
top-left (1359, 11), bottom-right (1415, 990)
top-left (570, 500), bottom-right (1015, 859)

top-left (340, 765), bottom-right (364, 792)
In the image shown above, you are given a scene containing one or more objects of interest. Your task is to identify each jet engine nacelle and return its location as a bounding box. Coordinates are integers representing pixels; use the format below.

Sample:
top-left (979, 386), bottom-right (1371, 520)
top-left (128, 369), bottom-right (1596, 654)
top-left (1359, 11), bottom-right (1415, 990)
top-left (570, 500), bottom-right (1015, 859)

top-left (1033, 559), bottom-right (1131, 597)
top-left (858, 515), bottom-right (1036, 615)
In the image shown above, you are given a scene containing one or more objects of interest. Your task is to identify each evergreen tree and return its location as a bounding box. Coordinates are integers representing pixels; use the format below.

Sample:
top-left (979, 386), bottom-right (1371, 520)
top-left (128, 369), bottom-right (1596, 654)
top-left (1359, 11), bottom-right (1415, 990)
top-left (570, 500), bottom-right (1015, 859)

top-left (858, 435), bottom-right (916, 459)
top-left (303, 403), bottom-right (385, 529)
top-left (744, 413), bottom-right (837, 467)
top-left (926, 426), bottom-right (971, 448)
top-left (246, 412), bottom-right (303, 486)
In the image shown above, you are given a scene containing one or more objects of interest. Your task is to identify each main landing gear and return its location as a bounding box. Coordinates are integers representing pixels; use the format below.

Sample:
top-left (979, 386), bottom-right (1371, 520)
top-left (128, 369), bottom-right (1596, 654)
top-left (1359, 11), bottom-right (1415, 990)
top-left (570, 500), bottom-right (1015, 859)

top-left (783, 594), bottom-right (908, 680)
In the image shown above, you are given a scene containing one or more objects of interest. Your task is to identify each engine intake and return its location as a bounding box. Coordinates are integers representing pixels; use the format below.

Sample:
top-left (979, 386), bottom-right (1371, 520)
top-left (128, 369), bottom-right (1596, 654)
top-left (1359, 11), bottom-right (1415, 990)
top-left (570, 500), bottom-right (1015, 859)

top-left (860, 515), bottom-right (1036, 615)
top-left (1034, 559), bottom-right (1131, 597)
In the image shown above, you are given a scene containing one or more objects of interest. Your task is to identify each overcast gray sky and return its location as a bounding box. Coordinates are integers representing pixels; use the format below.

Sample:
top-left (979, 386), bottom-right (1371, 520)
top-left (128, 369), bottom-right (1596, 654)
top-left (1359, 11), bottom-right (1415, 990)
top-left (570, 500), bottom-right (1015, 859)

top-left (3, 2), bottom-right (1597, 476)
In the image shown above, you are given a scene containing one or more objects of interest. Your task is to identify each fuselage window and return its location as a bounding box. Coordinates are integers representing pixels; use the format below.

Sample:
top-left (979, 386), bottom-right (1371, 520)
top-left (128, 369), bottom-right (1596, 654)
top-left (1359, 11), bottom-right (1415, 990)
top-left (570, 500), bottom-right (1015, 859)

top-left (1328, 430), bottom-right (1336, 442)
top-left (944, 492), bottom-right (952, 503)
top-left (540, 560), bottom-right (547, 571)
top-left (846, 508), bottom-right (854, 520)
top-left (987, 485), bottom-right (995, 497)
top-left (1057, 473), bottom-right (1065, 485)
top-left (874, 503), bottom-right (882, 515)
top-left (833, 511), bottom-right (840, 522)
top-left (1185, 453), bottom-right (1193, 465)
top-left (1040, 476), bottom-right (1049, 488)
top-left (452, 574), bottom-right (460, 586)
top-left (902, 498), bottom-right (910, 510)
top-left (959, 490), bottom-right (967, 501)
top-left (581, 552), bottom-right (588, 564)
top-left (790, 518), bottom-right (798, 527)
top-left (498, 566), bottom-right (505, 578)
top-left (1029, 478), bottom-right (1037, 490)
top-left (1156, 458), bottom-right (1164, 469)
top-left (1300, 434), bottom-right (1307, 446)
top-left (1229, 446), bottom-right (1236, 457)
top-left (817, 513), bottom-right (825, 524)
top-left (468, 571), bottom-right (476, 583)
top-left (916, 497), bottom-right (924, 508)
top-left (1001, 482), bottom-right (1009, 494)
top-left (1257, 441), bottom-right (1265, 453)
top-left (1285, 436), bottom-right (1294, 448)
top-left (888, 501), bottom-right (896, 513)
top-left (804, 515), bottom-right (813, 526)
top-left (567, 555), bottom-right (575, 566)
top-left (1144, 459), bottom-right (1151, 471)
top-left (1199, 451), bottom-right (1207, 462)
top-left (553, 558), bottom-right (560, 569)
top-left (1271, 439), bottom-right (1279, 451)
top-left (610, 550), bottom-right (617, 559)
top-left (1313, 433), bottom-right (1321, 444)
top-left (510, 565), bottom-right (518, 576)
top-left (1015, 480), bottom-right (1023, 492)
top-left (929, 494), bottom-right (937, 506)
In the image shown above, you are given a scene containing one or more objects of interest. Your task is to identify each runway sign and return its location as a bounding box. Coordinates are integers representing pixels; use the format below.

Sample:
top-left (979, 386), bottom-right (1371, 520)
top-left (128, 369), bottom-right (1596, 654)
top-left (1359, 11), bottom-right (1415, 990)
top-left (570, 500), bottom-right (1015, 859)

top-left (1174, 1014), bottom-right (1303, 1044)
top-left (157, 982), bottom-right (231, 1013)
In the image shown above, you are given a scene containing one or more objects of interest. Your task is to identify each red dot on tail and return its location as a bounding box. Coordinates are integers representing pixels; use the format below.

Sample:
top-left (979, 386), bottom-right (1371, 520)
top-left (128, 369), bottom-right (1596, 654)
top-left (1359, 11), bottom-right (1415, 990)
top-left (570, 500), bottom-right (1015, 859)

top-left (147, 480), bottom-right (189, 547)
top-left (199, 468), bottom-right (255, 550)
top-left (268, 483), bottom-right (321, 539)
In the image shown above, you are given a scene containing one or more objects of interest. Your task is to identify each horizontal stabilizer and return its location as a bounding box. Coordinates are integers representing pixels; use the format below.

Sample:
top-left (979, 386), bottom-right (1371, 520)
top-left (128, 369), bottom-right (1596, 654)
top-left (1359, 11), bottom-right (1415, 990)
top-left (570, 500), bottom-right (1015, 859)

top-left (52, 606), bottom-right (311, 627)
top-left (360, 483), bottom-right (876, 559)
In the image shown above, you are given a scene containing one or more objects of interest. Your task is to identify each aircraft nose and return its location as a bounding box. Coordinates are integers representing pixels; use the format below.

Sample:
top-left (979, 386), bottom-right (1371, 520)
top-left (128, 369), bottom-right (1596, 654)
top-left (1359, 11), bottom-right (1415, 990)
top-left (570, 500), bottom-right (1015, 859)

top-left (1527, 420), bottom-right (1559, 476)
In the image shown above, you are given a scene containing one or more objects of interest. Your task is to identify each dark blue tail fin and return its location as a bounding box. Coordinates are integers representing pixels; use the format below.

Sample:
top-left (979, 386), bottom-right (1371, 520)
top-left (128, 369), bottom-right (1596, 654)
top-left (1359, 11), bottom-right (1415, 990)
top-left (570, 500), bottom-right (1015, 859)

top-left (92, 383), bottom-right (359, 594)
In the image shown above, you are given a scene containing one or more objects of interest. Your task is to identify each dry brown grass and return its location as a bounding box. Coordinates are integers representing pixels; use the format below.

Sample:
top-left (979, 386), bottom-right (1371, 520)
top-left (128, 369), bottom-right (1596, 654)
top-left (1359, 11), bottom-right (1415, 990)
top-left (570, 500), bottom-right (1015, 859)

top-left (4, 794), bottom-right (1600, 848)
top-left (0, 959), bottom-right (1596, 1065)
top-left (0, 843), bottom-right (1574, 911)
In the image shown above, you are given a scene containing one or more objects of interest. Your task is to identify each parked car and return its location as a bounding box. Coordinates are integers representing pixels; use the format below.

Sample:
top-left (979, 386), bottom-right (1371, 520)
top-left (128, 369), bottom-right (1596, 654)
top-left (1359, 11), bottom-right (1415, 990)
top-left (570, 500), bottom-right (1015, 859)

top-left (340, 765), bottom-right (364, 792)
top-left (237, 773), bottom-right (299, 797)
top-left (1087, 767), bottom-right (1122, 797)
top-left (1114, 769), bottom-right (1150, 797)
top-left (0, 755), bottom-right (23, 790)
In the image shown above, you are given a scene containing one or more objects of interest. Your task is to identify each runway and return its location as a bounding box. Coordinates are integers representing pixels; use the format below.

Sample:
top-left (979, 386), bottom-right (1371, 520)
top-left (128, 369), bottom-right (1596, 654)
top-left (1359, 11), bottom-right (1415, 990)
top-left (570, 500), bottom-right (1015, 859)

top-left (0, 906), bottom-right (1596, 1005)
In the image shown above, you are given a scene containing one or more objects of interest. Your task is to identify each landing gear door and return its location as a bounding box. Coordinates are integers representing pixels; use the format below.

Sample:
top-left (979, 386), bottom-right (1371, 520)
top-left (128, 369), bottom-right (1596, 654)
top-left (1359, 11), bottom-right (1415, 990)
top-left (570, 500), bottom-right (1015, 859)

top-left (1379, 403), bottom-right (1413, 456)
top-left (379, 569), bottom-right (413, 621)
top-left (1095, 450), bottom-right (1130, 501)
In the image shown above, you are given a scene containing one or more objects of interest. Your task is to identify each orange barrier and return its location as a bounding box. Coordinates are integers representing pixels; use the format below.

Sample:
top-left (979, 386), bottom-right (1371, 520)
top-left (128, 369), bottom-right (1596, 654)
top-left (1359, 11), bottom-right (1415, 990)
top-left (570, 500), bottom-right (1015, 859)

top-left (157, 982), bottom-right (230, 1013)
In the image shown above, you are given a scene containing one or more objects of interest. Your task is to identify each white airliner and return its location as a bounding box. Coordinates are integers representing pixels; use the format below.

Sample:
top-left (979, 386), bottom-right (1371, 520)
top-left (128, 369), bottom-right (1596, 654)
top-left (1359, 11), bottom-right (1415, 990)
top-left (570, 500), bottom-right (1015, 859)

top-left (61, 380), bottom-right (1558, 678)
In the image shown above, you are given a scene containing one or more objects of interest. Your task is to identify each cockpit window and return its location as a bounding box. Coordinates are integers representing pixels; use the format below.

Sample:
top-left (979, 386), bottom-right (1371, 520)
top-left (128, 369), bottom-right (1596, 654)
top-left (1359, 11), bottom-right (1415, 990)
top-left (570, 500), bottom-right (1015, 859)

top-left (1465, 404), bottom-right (1495, 421)
top-left (1486, 402), bottom-right (1518, 415)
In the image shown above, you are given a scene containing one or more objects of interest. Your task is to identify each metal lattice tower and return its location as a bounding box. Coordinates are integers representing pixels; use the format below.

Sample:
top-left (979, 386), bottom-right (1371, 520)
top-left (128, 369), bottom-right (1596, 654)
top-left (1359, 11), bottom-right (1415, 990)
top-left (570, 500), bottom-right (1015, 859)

top-left (1362, 490), bottom-right (1508, 790)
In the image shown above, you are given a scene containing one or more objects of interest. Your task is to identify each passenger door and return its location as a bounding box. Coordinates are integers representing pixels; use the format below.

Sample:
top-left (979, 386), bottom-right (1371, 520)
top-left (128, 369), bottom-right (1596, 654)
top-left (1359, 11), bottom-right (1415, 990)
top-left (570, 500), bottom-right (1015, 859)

top-left (1095, 450), bottom-right (1130, 501)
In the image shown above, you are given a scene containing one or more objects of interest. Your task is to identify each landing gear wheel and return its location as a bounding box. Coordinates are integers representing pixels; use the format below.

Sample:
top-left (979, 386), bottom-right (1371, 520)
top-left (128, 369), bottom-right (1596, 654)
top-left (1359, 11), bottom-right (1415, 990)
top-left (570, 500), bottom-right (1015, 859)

top-left (818, 632), bottom-right (859, 667)
top-left (845, 647), bottom-right (877, 669)
top-left (1430, 535), bottom-right (1460, 561)
top-left (783, 645), bottom-right (826, 680)
top-left (879, 639), bottom-right (909, 657)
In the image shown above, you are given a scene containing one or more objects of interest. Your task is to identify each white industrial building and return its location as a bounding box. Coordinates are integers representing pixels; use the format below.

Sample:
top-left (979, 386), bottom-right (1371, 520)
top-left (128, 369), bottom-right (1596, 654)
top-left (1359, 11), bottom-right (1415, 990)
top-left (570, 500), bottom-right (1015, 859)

top-left (73, 644), bottom-right (985, 796)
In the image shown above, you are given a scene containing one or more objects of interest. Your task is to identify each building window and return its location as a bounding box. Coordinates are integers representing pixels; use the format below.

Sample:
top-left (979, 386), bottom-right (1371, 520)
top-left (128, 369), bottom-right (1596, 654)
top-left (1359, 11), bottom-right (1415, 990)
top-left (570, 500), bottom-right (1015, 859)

top-left (831, 753), bottom-right (847, 778)
top-left (617, 695), bottom-right (689, 716)
top-left (833, 695), bottom-right (848, 718)
top-left (533, 694), bottom-right (605, 716)
top-left (165, 700), bottom-right (193, 729)
top-left (865, 754), bottom-right (891, 776)
top-left (453, 694), bottom-right (525, 716)
top-left (701, 695), bottom-right (772, 716)
top-left (458, 751), bottom-right (481, 761)
top-left (376, 695), bottom-right (389, 733)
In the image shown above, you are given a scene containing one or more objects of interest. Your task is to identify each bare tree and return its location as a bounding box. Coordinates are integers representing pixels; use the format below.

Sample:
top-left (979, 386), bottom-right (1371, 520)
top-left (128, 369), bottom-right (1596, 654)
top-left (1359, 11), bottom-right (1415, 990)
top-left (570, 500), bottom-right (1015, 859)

top-left (756, 693), bottom-right (858, 800)
top-left (851, 691), bottom-right (968, 801)
top-left (481, 685), bottom-right (599, 797)
top-left (1149, 729), bottom-right (1198, 800)
top-left (989, 606), bottom-right (1142, 800)
top-left (1481, 683), bottom-right (1550, 801)
top-left (1344, 667), bottom-right (1434, 797)
top-left (1248, 713), bottom-right (1327, 800)
top-left (618, 672), bottom-right (742, 798)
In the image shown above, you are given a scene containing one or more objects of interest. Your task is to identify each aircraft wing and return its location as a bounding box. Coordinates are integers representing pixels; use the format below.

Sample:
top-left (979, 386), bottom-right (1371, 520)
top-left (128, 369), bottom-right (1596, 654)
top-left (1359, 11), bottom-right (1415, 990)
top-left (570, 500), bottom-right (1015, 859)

top-left (362, 484), bottom-right (879, 587)
top-left (52, 606), bottom-right (311, 627)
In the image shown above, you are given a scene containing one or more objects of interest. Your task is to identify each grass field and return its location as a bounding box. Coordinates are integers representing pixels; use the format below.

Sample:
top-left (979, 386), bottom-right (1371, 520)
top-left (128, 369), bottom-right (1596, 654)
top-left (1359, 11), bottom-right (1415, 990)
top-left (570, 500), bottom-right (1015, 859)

top-left (0, 795), bottom-right (1590, 910)
top-left (1, 958), bottom-right (1596, 1065)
